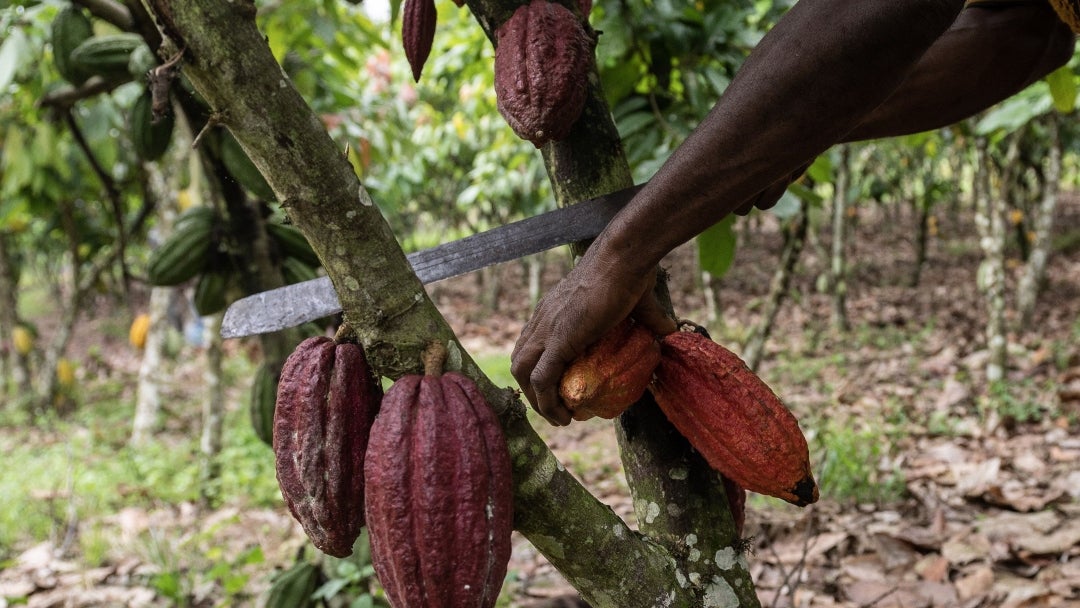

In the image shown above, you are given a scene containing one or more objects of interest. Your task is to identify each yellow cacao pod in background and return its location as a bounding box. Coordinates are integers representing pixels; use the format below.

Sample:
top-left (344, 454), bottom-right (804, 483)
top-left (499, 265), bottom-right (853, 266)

top-left (57, 358), bottom-right (76, 387)
top-left (129, 313), bottom-right (151, 349)
top-left (13, 326), bottom-right (33, 356)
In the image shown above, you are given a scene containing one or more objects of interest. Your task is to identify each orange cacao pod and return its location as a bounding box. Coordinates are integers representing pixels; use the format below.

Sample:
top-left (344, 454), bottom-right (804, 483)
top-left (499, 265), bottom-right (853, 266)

top-left (364, 350), bottom-right (513, 608)
top-left (559, 319), bottom-right (660, 421)
top-left (493, 0), bottom-right (593, 147)
top-left (273, 336), bottom-right (382, 557)
top-left (402, 0), bottom-right (437, 81)
top-left (651, 331), bottom-right (818, 506)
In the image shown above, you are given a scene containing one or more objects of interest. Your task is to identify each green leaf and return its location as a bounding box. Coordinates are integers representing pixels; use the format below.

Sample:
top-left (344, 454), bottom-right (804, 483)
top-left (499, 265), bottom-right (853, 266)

top-left (976, 85), bottom-right (1052, 134)
top-left (1046, 65), bottom-right (1077, 114)
top-left (0, 28), bottom-right (30, 92)
top-left (805, 153), bottom-right (833, 183)
top-left (786, 181), bottom-right (823, 205)
top-left (696, 215), bottom-right (736, 277)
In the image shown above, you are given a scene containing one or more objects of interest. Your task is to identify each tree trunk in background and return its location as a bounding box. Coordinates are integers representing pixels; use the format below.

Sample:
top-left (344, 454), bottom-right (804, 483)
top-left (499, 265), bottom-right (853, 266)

top-left (974, 136), bottom-right (1010, 383)
top-left (830, 146), bottom-right (850, 331)
top-left (0, 231), bottom-right (31, 400)
top-left (910, 190), bottom-right (931, 288)
top-left (527, 254), bottom-right (543, 311)
top-left (1018, 115), bottom-right (1061, 328)
top-left (702, 270), bottom-right (722, 326)
top-left (131, 286), bottom-right (171, 446)
top-left (742, 199), bottom-right (809, 371)
top-left (200, 313), bottom-right (225, 507)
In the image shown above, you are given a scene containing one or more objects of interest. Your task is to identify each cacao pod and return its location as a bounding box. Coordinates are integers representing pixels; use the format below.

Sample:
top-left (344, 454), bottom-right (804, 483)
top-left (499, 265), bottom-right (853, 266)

top-left (193, 271), bottom-right (229, 316)
top-left (266, 222), bottom-right (320, 268)
top-left (51, 6), bottom-right (94, 86)
top-left (131, 90), bottom-right (174, 162)
top-left (68, 33), bottom-right (145, 80)
top-left (365, 346), bottom-right (513, 608)
top-left (280, 257), bottom-right (318, 286)
top-left (274, 336), bottom-right (382, 557)
top-left (12, 326), bottom-right (33, 356)
top-left (494, 0), bottom-right (593, 147)
top-left (401, 0), bottom-right (437, 82)
top-left (147, 207), bottom-right (217, 286)
top-left (250, 363), bottom-right (278, 446)
top-left (129, 313), bottom-right (151, 349)
top-left (722, 475), bottom-right (746, 538)
top-left (651, 331), bottom-right (818, 506)
top-left (127, 43), bottom-right (158, 81)
top-left (559, 318), bottom-right (660, 421)
top-left (57, 358), bottom-right (76, 387)
top-left (220, 132), bottom-right (276, 201)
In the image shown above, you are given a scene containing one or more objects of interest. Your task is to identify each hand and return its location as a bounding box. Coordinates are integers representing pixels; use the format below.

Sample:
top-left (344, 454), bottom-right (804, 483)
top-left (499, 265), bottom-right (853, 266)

top-left (511, 250), bottom-right (676, 425)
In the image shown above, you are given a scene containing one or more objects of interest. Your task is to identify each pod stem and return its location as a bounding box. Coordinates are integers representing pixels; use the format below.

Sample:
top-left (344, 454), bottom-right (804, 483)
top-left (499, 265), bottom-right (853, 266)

top-left (421, 341), bottom-right (448, 377)
top-left (333, 323), bottom-right (357, 344)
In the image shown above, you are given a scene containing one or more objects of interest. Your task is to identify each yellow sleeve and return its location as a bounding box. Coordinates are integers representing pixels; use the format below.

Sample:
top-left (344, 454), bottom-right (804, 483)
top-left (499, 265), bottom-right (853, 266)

top-left (1048, 0), bottom-right (1080, 32)
top-left (965, 0), bottom-right (1080, 32)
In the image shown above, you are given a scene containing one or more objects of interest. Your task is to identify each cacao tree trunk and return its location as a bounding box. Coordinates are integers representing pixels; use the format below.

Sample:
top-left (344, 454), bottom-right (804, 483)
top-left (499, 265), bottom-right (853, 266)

top-left (1018, 114), bottom-right (1061, 328)
top-left (910, 189), bottom-right (931, 288)
top-left (132, 161), bottom-right (182, 446)
top-left (0, 231), bottom-right (31, 400)
top-left (702, 270), bottom-right (723, 326)
top-left (974, 135), bottom-right (1009, 383)
top-left (830, 146), bottom-right (850, 331)
top-left (527, 254), bottom-right (543, 311)
top-left (143, 1), bottom-right (759, 605)
top-left (199, 312), bottom-right (225, 507)
top-left (742, 200), bottom-right (810, 371)
top-left (131, 286), bottom-right (170, 446)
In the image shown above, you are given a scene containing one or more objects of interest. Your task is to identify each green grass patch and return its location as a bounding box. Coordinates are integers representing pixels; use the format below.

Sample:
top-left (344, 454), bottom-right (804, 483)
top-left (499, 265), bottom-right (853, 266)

top-left (0, 378), bottom-right (282, 559)
top-left (811, 417), bottom-right (907, 505)
top-left (471, 350), bottom-right (515, 389)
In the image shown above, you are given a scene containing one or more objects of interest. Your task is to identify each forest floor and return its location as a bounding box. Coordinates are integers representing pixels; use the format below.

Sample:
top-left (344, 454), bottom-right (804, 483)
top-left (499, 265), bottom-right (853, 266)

top-left (3, 194), bottom-right (1080, 608)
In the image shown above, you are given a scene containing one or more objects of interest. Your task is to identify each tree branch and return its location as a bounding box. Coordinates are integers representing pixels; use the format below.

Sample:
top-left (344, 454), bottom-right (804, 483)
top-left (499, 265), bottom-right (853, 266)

top-left (74, 0), bottom-right (134, 30)
top-left (37, 76), bottom-right (126, 111)
top-left (61, 109), bottom-right (131, 292)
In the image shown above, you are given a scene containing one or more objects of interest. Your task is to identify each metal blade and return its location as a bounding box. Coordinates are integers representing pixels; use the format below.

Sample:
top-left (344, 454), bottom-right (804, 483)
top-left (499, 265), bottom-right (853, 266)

top-left (220, 184), bottom-right (642, 338)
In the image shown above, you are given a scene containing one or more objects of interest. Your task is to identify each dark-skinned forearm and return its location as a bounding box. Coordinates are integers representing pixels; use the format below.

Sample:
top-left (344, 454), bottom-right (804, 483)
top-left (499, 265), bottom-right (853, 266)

top-left (844, 3), bottom-right (1075, 141)
top-left (595, 0), bottom-right (967, 276)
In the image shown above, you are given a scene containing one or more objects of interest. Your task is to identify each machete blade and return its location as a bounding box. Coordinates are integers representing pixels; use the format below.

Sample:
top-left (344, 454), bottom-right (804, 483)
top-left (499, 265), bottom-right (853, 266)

top-left (220, 184), bottom-right (642, 338)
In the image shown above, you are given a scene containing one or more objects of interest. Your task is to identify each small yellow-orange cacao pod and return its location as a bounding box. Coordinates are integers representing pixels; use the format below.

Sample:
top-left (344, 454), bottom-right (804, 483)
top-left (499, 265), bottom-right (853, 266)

top-left (559, 318), bottom-right (661, 421)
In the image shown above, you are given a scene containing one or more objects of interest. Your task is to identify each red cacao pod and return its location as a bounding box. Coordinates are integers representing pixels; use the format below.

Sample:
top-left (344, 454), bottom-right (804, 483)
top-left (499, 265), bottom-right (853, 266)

top-left (365, 348), bottom-right (513, 608)
top-left (493, 0), bottom-right (593, 147)
top-left (722, 475), bottom-right (746, 538)
top-left (402, 0), bottom-right (437, 81)
top-left (651, 331), bottom-right (818, 506)
top-left (559, 318), bottom-right (660, 421)
top-left (273, 336), bottom-right (382, 558)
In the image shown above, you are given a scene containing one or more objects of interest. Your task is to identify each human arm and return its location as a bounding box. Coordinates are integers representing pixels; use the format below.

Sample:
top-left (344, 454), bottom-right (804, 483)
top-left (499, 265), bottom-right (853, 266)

top-left (740, 0), bottom-right (1075, 212)
top-left (513, 0), bottom-right (971, 424)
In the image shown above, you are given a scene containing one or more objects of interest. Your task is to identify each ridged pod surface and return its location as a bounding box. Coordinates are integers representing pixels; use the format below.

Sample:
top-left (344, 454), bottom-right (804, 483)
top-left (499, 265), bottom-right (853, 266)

top-left (365, 358), bottom-right (513, 608)
top-left (559, 319), bottom-right (660, 421)
top-left (274, 336), bottom-right (382, 557)
top-left (651, 331), bottom-right (818, 506)
top-left (402, 0), bottom-right (437, 81)
top-left (493, 0), bottom-right (593, 147)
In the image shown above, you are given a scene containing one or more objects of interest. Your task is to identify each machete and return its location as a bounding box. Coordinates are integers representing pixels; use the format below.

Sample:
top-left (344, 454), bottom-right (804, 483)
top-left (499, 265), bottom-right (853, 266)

top-left (220, 184), bottom-right (643, 338)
